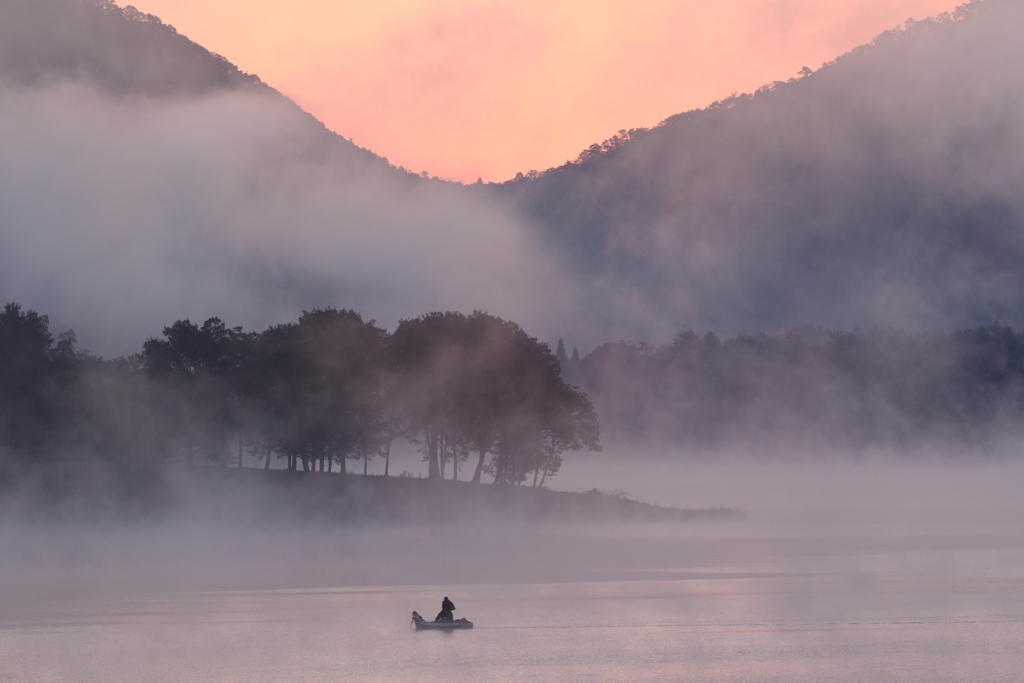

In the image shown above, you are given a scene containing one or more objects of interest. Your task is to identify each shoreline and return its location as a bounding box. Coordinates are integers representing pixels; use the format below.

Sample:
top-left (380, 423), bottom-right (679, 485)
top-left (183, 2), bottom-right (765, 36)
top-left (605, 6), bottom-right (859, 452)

top-left (0, 464), bottom-right (745, 524)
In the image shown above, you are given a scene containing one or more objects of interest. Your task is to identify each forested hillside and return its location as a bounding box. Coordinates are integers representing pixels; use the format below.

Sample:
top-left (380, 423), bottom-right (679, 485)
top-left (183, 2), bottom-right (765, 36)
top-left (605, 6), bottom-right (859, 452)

top-left (6, 0), bottom-right (1024, 351)
top-left (0, 0), bottom-right (399, 173)
top-left (499, 0), bottom-right (1024, 339)
top-left (0, 0), bottom-right (256, 95)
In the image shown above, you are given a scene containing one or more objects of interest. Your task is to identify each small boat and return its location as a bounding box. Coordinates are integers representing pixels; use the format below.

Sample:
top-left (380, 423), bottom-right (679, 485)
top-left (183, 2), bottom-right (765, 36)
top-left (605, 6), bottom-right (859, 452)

top-left (411, 610), bottom-right (474, 630)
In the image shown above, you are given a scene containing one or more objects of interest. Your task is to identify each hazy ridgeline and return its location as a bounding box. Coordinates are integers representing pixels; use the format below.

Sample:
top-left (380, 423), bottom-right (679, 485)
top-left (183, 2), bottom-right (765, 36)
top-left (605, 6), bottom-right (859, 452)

top-left (0, 0), bottom-right (567, 357)
top-left (0, 0), bottom-right (257, 96)
top-left (4, 0), bottom-right (1024, 357)
top-left (498, 0), bottom-right (1024, 341)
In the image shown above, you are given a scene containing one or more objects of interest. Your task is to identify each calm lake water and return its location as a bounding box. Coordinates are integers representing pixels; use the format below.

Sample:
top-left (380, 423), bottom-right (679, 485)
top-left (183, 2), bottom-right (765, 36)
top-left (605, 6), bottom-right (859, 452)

top-left (2, 526), bottom-right (1023, 682)
top-left (3, 459), bottom-right (1024, 682)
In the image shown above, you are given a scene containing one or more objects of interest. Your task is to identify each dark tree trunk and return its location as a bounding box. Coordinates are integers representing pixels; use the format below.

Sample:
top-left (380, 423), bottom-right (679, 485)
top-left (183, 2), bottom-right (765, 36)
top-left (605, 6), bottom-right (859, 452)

top-left (383, 409), bottom-right (394, 477)
top-left (533, 444), bottom-right (552, 487)
top-left (426, 427), bottom-right (441, 479)
top-left (471, 449), bottom-right (485, 484)
top-left (439, 433), bottom-right (447, 479)
top-left (494, 443), bottom-right (504, 485)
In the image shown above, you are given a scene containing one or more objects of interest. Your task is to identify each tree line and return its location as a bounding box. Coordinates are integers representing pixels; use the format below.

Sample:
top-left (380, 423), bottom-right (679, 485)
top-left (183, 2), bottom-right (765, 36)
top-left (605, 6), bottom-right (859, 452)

top-left (9, 298), bottom-right (1022, 473)
top-left (0, 304), bottom-right (600, 485)
top-left (562, 324), bottom-right (1024, 451)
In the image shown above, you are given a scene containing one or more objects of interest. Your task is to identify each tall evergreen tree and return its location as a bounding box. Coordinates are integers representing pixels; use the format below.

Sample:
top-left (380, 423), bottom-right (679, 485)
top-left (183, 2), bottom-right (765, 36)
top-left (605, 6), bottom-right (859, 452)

top-left (556, 338), bottom-right (568, 365)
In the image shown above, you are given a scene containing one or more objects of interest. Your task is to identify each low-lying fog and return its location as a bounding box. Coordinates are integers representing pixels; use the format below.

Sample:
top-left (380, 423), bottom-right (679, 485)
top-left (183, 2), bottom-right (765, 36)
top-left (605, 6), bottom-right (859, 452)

top-left (557, 449), bottom-right (1024, 534)
top-left (3, 453), bottom-right (1022, 608)
top-left (3, 452), bottom-right (1023, 682)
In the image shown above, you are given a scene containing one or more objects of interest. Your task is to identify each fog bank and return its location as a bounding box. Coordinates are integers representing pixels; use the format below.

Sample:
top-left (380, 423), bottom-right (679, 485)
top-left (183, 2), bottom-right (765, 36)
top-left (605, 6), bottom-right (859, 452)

top-left (0, 82), bottom-right (569, 355)
top-left (2, 456), bottom-right (1022, 616)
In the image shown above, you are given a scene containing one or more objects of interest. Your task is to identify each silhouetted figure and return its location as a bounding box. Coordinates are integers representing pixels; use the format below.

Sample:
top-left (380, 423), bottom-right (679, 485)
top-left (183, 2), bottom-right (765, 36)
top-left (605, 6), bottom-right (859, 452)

top-left (436, 596), bottom-right (455, 622)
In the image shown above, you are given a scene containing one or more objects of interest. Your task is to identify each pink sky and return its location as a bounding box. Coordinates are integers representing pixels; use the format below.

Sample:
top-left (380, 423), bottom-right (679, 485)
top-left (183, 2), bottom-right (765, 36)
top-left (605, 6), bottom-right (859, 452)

top-left (130, 0), bottom-right (959, 182)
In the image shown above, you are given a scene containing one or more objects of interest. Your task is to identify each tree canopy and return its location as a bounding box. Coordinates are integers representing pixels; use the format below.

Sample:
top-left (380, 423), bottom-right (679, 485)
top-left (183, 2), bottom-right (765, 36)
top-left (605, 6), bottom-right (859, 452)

top-left (0, 303), bottom-right (599, 487)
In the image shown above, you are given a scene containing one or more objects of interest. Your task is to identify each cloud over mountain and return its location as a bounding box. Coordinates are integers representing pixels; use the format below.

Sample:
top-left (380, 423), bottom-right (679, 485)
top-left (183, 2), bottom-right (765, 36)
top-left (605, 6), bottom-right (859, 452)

top-left (3, 0), bottom-right (1024, 355)
top-left (0, 0), bottom-right (566, 354)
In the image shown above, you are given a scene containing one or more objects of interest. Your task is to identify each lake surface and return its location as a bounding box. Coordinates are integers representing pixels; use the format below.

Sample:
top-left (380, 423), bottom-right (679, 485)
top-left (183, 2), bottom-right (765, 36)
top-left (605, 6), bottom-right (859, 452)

top-left (3, 526), bottom-right (1023, 682)
top-left (3, 459), bottom-right (1024, 682)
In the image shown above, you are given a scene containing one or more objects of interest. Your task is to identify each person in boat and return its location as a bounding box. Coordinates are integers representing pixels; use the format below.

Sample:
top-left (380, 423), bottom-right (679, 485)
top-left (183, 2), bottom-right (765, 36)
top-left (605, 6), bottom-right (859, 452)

top-left (436, 596), bottom-right (455, 623)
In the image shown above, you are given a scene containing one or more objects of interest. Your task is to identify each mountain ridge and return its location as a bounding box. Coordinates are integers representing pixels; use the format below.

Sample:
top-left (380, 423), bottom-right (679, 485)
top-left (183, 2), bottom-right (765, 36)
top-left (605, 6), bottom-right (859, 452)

top-left (506, 2), bottom-right (989, 182)
top-left (0, 0), bottom-right (424, 181)
top-left (492, 0), bottom-right (1024, 338)
top-left (4, 0), bottom-right (1024, 350)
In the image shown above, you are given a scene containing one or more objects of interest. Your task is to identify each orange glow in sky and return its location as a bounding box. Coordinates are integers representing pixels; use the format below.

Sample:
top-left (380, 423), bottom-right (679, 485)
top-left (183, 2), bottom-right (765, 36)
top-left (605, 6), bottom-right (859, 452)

top-left (130, 0), bottom-right (958, 182)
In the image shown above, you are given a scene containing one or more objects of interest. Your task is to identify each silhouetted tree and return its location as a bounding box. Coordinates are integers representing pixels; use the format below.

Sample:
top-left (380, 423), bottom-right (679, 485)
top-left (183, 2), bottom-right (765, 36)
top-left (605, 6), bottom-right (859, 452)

top-left (535, 383), bottom-right (601, 487)
top-left (390, 312), bottom-right (470, 479)
top-left (248, 309), bottom-right (387, 473)
top-left (556, 338), bottom-right (568, 365)
top-left (390, 311), bottom-right (600, 484)
top-left (0, 303), bottom-right (62, 458)
top-left (141, 317), bottom-right (247, 467)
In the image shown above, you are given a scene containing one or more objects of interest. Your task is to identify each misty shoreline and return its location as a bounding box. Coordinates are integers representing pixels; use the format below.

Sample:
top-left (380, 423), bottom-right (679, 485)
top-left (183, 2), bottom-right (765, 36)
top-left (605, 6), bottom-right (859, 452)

top-left (0, 465), bottom-right (743, 525)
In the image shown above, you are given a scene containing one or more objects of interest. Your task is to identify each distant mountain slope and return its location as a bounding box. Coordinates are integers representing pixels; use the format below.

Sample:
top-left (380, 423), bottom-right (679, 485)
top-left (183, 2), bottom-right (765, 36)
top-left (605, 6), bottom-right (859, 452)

top-left (0, 0), bottom-right (553, 355)
top-left (8, 0), bottom-right (1023, 353)
top-left (499, 0), bottom-right (1024, 338)
top-left (0, 0), bottom-right (405, 175)
top-left (0, 0), bottom-right (258, 95)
